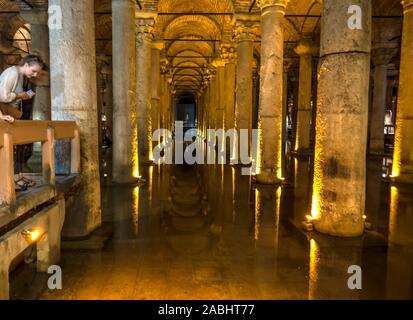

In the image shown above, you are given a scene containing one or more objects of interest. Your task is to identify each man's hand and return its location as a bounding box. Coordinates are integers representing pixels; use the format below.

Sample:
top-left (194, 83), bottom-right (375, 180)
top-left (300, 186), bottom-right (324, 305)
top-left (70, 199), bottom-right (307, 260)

top-left (16, 92), bottom-right (35, 100)
top-left (0, 115), bottom-right (15, 123)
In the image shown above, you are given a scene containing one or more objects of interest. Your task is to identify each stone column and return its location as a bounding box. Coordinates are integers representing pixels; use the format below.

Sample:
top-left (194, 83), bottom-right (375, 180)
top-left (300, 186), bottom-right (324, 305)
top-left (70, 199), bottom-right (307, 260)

top-left (256, 1), bottom-right (288, 184)
top-left (136, 16), bottom-right (155, 165)
top-left (234, 17), bottom-right (257, 153)
top-left (49, 0), bottom-right (101, 237)
top-left (208, 71), bottom-right (217, 130)
top-left (151, 41), bottom-right (164, 133)
top-left (294, 38), bottom-right (317, 153)
top-left (392, 0), bottom-right (413, 182)
top-left (311, 0), bottom-right (371, 237)
top-left (369, 47), bottom-right (394, 155)
top-left (222, 44), bottom-right (237, 156)
top-left (21, 10), bottom-right (51, 120)
top-left (214, 59), bottom-right (226, 130)
top-left (112, 0), bottom-right (138, 183)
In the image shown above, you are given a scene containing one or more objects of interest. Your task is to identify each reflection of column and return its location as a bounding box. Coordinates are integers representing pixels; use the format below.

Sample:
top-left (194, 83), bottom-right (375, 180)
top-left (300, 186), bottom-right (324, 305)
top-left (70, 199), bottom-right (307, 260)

top-left (256, 1), bottom-right (288, 184)
top-left (112, 0), bottom-right (138, 183)
top-left (392, 0), bottom-right (413, 183)
top-left (136, 16), bottom-right (155, 164)
top-left (49, 0), bottom-right (101, 237)
top-left (234, 18), bottom-right (257, 152)
top-left (308, 237), bottom-right (363, 300)
top-left (311, 0), bottom-right (371, 237)
top-left (151, 41), bottom-right (164, 133)
top-left (370, 47), bottom-right (394, 154)
top-left (294, 38), bottom-right (316, 153)
top-left (386, 185), bottom-right (413, 298)
top-left (21, 10), bottom-right (51, 120)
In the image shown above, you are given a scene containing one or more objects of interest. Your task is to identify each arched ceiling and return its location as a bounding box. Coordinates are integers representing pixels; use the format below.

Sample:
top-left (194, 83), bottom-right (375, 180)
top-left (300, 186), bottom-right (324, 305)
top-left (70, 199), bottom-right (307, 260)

top-left (0, 0), bottom-right (404, 94)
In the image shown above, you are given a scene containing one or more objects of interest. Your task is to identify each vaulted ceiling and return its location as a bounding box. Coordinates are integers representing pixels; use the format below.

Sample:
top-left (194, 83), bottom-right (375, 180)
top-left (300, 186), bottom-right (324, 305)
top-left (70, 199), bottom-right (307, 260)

top-left (0, 0), bottom-right (404, 95)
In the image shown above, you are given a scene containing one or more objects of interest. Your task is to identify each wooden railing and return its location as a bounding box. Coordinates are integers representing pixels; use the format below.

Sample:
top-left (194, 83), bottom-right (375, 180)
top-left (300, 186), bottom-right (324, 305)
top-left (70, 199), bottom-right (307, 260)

top-left (0, 120), bottom-right (80, 207)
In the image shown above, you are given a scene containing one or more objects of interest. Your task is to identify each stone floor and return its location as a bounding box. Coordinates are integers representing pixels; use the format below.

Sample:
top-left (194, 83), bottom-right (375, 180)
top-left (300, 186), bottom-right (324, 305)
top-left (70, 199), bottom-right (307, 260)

top-left (8, 154), bottom-right (413, 300)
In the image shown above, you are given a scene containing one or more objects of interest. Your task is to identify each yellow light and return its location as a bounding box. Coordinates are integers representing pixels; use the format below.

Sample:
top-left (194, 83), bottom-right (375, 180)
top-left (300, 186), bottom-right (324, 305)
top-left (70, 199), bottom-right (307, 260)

top-left (254, 188), bottom-right (261, 241)
top-left (309, 238), bottom-right (320, 300)
top-left (392, 120), bottom-right (402, 177)
top-left (306, 215), bottom-right (314, 221)
top-left (21, 228), bottom-right (42, 243)
top-left (133, 186), bottom-right (140, 236)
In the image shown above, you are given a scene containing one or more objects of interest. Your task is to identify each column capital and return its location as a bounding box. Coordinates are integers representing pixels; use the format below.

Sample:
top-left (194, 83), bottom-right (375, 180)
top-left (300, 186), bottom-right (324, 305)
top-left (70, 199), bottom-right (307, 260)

top-left (152, 40), bottom-right (165, 51)
top-left (136, 18), bottom-right (155, 44)
top-left (401, 0), bottom-right (413, 13)
top-left (212, 58), bottom-right (226, 68)
top-left (233, 21), bottom-right (258, 42)
top-left (294, 38), bottom-right (318, 56)
top-left (221, 43), bottom-right (237, 63)
top-left (257, 0), bottom-right (289, 13)
top-left (20, 9), bottom-right (48, 25)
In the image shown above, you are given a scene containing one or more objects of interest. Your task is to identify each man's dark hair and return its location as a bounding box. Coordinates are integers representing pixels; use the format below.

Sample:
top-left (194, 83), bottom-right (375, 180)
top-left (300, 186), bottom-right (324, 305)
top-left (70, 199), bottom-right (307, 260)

top-left (18, 54), bottom-right (48, 72)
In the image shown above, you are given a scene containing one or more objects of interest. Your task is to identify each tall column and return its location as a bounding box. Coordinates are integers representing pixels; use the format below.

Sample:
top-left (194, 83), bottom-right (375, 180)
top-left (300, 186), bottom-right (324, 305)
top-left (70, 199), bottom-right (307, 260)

top-left (234, 17), bottom-right (257, 151)
top-left (222, 44), bottom-right (236, 156)
top-left (294, 38), bottom-right (316, 153)
top-left (369, 47), bottom-right (394, 154)
top-left (311, 0), bottom-right (371, 237)
top-left (112, 0), bottom-right (138, 183)
top-left (209, 71), bottom-right (217, 130)
top-left (256, 1), bottom-right (288, 184)
top-left (136, 16), bottom-right (155, 165)
top-left (214, 59), bottom-right (226, 130)
top-left (49, 0), bottom-right (101, 237)
top-left (392, 0), bottom-right (413, 182)
top-left (222, 44), bottom-right (236, 132)
top-left (151, 41), bottom-right (164, 133)
top-left (21, 10), bottom-right (51, 120)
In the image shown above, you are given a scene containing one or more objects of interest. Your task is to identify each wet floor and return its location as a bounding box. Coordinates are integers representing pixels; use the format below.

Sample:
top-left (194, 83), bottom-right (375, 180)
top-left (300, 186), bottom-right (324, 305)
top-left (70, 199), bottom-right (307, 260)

top-left (9, 155), bottom-right (413, 300)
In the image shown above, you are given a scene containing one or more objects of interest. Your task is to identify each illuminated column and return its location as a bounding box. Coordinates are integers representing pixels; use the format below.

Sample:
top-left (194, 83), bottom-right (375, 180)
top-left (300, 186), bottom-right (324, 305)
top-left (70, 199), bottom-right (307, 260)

top-left (311, 0), bottom-right (371, 237)
top-left (294, 38), bottom-right (317, 153)
top-left (151, 41), bottom-right (164, 133)
top-left (136, 16), bottom-right (155, 164)
top-left (256, 0), bottom-right (289, 184)
top-left (369, 47), bottom-right (394, 154)
top-left (222, 44), bottom-right (237, 154)
top-left (21, 10), bottom-right (51, 120)
top-left (209, 71), bottom-right (217, 130)
top-left (214, 60), bottom-right (226, 130)
top-left (111, 0), bottom-right (138, 183)
top-left (234, 18), bottom-right (257, 146)
top-left (392, 0), bottom-right (413, 183)
top-left (49, 0), bottom-right (101, 237)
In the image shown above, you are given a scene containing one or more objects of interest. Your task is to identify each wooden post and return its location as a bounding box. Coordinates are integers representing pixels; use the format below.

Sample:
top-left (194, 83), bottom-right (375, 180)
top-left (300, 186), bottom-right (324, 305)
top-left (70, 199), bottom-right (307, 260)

top-left (71, 128), bottom-right (80, 174)
top-left (42, 127), bottom-right (56, 185)
top-left (0, 133), bottom-right (15, 206)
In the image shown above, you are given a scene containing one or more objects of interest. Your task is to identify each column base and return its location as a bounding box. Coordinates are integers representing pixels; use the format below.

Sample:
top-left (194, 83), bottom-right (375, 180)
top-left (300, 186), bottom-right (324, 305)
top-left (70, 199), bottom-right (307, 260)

top-left (255, 169), bottom-right (285, 185)
top-left (112, 177), bottom-right (141, 186)
top-left (312, 219), bottom-right (365, 238)
top-left (384, 173), bottom-right (413, 185)
top-left (291, 148), bottom-right (314, 157)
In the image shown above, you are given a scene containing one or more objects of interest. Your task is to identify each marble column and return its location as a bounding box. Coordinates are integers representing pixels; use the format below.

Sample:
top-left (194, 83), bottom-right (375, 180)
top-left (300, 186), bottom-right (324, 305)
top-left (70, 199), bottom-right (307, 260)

top-left (112, 0), bottom-right (138, 183)
top-left (136, 16), bottom-right (155, 165)
top-left (369, 47), bottom-right (394, 155)
top-left (256, 1), bottom-right (288, 184)
top-left (392, 0), bottom-right (413, 183)
top-left (49, 0), bottom-right (101, 237)
top-left (214, 60), bottom-right (226, 131)
top-left (294, 38), bottom-right (316, 153)
top-left (222, 44), bottom-right (237, 155)
top-left (151, 41), bottom-right (164, 133)
top-left (209, 71), bottom-right (217, 130)
top-left (311, 0), bottom-right (371, 237)
top-left (21, 10), bottom-right (51, 120)
top-left (234, 18), bottom-right (257, 156)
